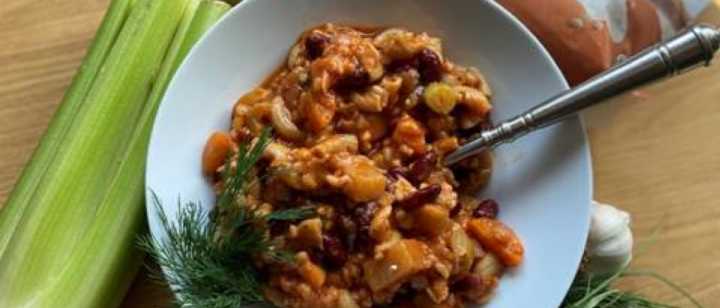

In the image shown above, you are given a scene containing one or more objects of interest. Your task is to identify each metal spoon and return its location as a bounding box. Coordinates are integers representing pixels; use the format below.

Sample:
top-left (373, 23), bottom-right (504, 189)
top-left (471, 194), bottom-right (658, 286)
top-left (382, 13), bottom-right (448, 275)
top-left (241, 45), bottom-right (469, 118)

top-left (445, 24), bottom-right (720, 165)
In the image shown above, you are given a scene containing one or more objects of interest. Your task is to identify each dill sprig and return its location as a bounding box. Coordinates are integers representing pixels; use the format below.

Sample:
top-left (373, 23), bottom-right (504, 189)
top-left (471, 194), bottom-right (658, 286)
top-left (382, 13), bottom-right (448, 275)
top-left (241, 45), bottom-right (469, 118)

top-left (266, 207), bottom-right (315, 222)
top-left (139, 128), bottom-right (314, 308)
top-left (561, 265), bottom-right (704, 308)
top-left (215, 128), bottom-right (271, 211)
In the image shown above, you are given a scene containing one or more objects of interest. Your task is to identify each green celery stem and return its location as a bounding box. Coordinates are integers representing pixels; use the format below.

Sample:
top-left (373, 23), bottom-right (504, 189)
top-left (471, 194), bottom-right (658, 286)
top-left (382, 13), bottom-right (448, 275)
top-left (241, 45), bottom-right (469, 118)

top-left (0, 0), bottom-right (134, 256)
top-left (0, 0), bottom-right (189, 306)
top-left (12, 1), bottom-right (230, 307)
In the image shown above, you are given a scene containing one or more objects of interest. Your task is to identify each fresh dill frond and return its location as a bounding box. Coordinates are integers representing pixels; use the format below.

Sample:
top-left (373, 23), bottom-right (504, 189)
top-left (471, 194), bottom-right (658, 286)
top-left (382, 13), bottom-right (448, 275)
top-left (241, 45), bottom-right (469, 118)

top-left (139, 197), bottom-right (265, 307)
top-left (216, 128), bottom-right (272, 211)
top-left (267, 249), bottom-right (296, 264)
top-left (561, 266), bottom-right (704, 308)
top-left (265, 207), bottom-right (316, 222)
top-left (140, 128), bottom-right (314, 308)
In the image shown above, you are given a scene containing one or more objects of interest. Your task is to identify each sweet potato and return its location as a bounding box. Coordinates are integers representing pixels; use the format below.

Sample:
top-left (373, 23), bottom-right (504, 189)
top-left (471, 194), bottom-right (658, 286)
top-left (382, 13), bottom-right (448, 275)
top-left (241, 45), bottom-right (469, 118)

top-left (466, 218), bottom-right (524, 267)
top-left (201, 132), bottom-right (232, 176)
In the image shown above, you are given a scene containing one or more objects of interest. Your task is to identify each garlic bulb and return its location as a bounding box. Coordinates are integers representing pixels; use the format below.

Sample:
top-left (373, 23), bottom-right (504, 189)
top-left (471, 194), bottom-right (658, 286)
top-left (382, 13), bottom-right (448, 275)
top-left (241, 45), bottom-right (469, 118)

top-left (585, 201), bottom-right (633, 275)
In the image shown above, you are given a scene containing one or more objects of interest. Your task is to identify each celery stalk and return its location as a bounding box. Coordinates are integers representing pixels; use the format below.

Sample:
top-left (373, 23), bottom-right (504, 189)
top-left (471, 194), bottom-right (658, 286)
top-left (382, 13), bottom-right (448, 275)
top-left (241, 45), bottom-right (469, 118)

top-left (1, 1), bottom-right (230, 307)
top-left (144, 0), bottom-right (230, 111)
top-left (0, 0), bottom-right (134, 256)
top-left (0, 0), bottom-right (189, 306)
top-left (182, 0), bottom-right (232, 56)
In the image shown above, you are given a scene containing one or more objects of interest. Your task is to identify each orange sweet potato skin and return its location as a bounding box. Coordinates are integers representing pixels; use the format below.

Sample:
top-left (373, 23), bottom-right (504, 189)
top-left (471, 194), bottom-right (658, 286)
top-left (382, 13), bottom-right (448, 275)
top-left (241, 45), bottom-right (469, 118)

top-left (497, 0), bottom-right (663, 85)
top-left (466, 218), bottom-right (524, 267)
top-left (201, 132), bottom-right (233, 176)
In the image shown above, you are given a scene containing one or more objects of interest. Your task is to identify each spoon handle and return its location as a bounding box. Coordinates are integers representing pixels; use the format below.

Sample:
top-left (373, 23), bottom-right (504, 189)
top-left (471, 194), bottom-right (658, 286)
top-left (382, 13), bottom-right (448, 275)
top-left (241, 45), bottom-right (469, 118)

top-left (445, 24), bottom-right (720, 165)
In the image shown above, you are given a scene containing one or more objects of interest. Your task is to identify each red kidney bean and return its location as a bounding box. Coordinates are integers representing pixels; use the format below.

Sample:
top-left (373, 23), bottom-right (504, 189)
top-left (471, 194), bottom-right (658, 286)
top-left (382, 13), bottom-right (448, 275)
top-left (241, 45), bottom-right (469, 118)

top-left (305, 32), bottom-right (330, 60)
top-left (451, 274), bottom-right (484, 293)
top-left (388, 167), bottom-right (408, 181)
top-left (307, 248), bottom-right (325, 264)
top-left (334, 66), bottom-right (371, 93)
top-left (417, 48), bottom-right (443, 83)
top-left (396, 184), bottom-right (441, 210)
top-left (269, 220), bottom-right (290, 236)
top-left (449, 203), bottom-right (462, 217)
top-left (472, 199), bottom-right (499, 219)
top-left (352, 202), bottom-right (377, 251)
top-left (405, 151), bottom-right (438, 185)
top-left (387, 57), bottom-right (419, 73)
top-left (322, 234), bottom-right (348, 269)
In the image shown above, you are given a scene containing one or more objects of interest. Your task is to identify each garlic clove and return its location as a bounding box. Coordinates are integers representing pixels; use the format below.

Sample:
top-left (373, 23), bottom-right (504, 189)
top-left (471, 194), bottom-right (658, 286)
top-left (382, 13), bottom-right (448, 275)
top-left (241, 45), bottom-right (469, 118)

top-left (588, 201), bottom-right (631, 244)
top-left (588, 226), bottom-right (633, 257)
top-left (585, 201), bottom-right (634, 276)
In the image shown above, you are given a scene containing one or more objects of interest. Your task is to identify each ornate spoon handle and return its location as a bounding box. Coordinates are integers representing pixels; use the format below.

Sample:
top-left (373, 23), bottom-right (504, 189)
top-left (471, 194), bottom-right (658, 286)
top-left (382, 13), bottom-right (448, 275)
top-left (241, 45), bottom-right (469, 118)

top-left (445, 24), bottom-right (720, 165)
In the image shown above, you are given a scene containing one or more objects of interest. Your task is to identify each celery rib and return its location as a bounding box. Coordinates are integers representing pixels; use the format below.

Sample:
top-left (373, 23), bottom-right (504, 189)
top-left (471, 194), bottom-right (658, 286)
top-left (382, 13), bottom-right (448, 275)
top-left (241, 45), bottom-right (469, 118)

top-left (0, 0), bottom-right (190, 306)
top-left (0, 1), bottom-right (230, 307)
top-left (44, 2), bottom-right (231, 307)
top-left (0, 0), bottom-right (134, 256)
top-left (37, 1), bottom-right (206, 305)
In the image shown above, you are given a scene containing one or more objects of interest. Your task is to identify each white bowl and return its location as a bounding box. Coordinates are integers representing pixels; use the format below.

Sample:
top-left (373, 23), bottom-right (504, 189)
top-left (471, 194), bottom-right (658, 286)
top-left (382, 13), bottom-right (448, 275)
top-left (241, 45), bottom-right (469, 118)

top-left (146, 0), bottom-right (592, 307)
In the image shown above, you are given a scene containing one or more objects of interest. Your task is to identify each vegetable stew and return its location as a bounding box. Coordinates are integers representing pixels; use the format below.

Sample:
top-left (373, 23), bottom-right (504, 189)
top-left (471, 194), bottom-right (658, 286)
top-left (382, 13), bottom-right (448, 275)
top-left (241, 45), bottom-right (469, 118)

top-left (202, 23), bottom-right (524, 308)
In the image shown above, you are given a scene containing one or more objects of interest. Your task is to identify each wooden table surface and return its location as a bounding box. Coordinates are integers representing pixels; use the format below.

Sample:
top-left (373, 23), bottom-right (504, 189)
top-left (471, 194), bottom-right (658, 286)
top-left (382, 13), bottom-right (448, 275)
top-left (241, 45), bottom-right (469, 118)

top-left (2, 1), bottom-right (719, 307)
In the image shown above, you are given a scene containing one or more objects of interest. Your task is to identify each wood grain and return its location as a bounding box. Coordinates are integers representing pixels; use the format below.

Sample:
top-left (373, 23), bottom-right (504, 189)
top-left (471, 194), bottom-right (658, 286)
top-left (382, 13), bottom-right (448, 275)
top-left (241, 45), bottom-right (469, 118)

top-left (0, 1), bottom-right (718, 307)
